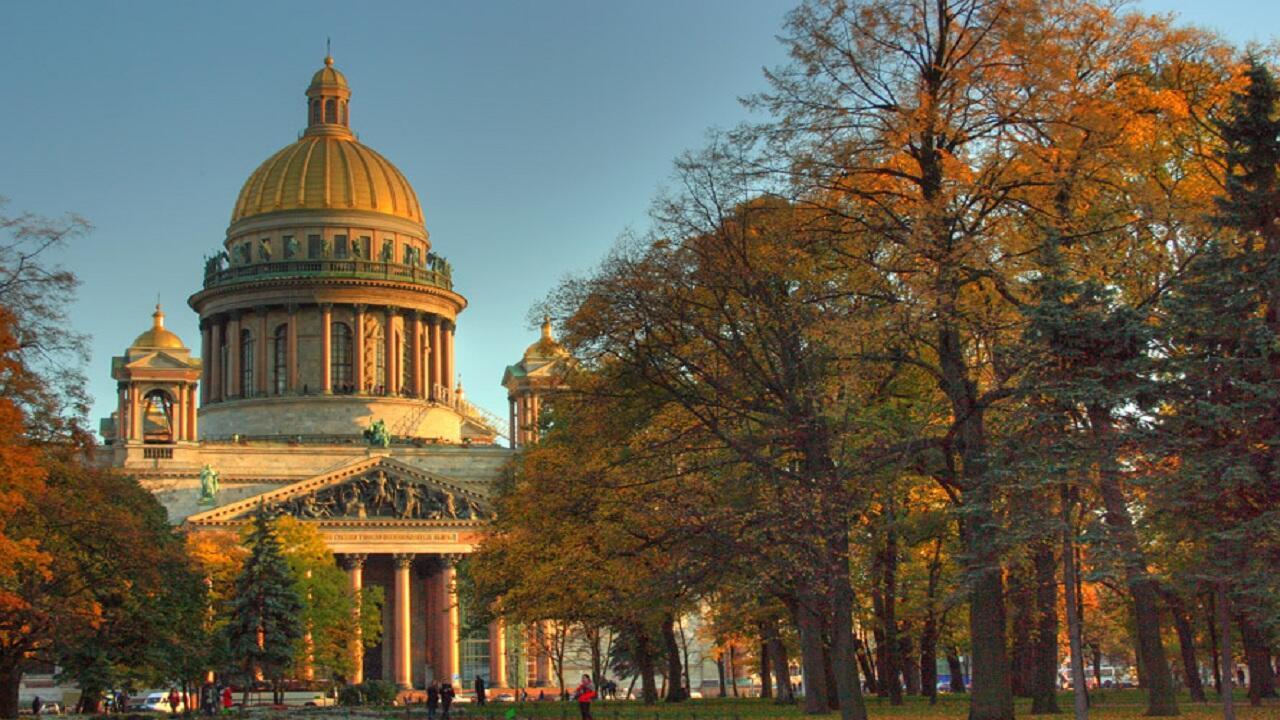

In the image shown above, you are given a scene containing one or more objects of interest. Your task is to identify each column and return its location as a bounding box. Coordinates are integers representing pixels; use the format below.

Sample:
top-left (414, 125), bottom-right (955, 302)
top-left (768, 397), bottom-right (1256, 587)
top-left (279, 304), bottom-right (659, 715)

top-left (344, 554), bottom-right (366, 684)
top-left (489, 621), bottom-right (507, 688)
top-left (200, 322), bottom-right (211, 404)
top-left (508, 397), bottom-right (517, 450)
top-left (210, 320), bottom-right (223, 402)
top-left (286, 304), bottom-right (299, 392)
top-left (321, 304), bottom-right (333, 394)
top-left (447, 560), bottom-right (460, 682)
top-left (257, 307), bottom-right (269, 396)
top-left (129, 387), bottom-right (141, 441)
top-left (172, 388), bottom-right (184, 442)
top-left (394, 554), bottom-right (414, 688)
top-left (187, 385), bottom-right (198, 440)
top-left (353, 304), bottom-right (366, 393)
top-left (227, 313), bottom-right (242, 398)
top-left (443, 321), bottom-right (454, 399)
top-left (385, 307), bottom-right (398, 395)
top-left (429, 317), bottom-right (442, 401)
top-left (410, 313), bottom-right (422, 398)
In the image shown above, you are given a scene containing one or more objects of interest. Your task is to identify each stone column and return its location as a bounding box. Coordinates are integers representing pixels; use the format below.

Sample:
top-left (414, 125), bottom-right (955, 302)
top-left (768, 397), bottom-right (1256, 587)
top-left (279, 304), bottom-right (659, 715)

top-left (257, 307), bottom-right (270, 396)
top-left (447, 560), bottom-right (461, 682)
top-left (410, 313), bottom-right (423, 398)
top-left (187, 385), bottom-right (198, 440)
top-left (227, 313), bottom-right (242, 398)
top-left (353, 304), bottom-right (366, 393)
top-left (443, 321), bottom-right (454, 399)
top-left (321, 304), bottom-right (333, 394)
top-left (508, 397), bottom-right (517, 450)
top-left (394, 554), bottom-right (414, 688)
top-left (535, 622), bottom-right (552, 686)
top-left (286, 304), bottom-right (299, 393)
top-left (344, 554), bottom-right (367, 684)
top-left (385, 307), bottom-right (398, 396)
top-left (172, 388), bottom-right (184, 442)
top-left (429, 316), bottom-right (442, 401)
top-left (210, 320), bottom-right (223, 402)
top-left (489, 620), bottom-right (507, 688)
top-left (200, 321), bottom-right (212, 404)
top-left (129, 386), bottom-right (141, 441)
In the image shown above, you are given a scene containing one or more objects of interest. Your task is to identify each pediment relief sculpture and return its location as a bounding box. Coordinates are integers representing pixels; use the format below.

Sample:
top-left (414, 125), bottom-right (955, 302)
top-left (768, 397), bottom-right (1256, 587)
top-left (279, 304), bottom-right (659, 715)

top-left (269, 468), bottom-right (493, 521)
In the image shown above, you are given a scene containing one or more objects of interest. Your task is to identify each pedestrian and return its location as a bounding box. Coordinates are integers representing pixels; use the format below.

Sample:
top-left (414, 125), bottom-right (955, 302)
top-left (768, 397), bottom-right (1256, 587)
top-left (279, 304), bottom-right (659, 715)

top-left (168, 688), bottom-right (181, 714)
top-left (32, 695), bottom-right (41, 716)
top-left (201, 683), bottom-right (215, 716)
top-left (474, 675), bottom-right (487, 706)
top-left (440, 682), bottom-right (455, 720)
top-left (426, 682), bottom-right (439, 720)
top-left (221, 685), bottom-right (233, 712)
top-left (572, 675), bottom-right (596, 720)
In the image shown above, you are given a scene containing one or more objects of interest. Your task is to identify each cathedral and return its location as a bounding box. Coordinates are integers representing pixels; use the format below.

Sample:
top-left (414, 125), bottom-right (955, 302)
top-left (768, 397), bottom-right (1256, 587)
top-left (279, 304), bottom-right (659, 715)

top-left (98, 56), bottom-right (565, 691)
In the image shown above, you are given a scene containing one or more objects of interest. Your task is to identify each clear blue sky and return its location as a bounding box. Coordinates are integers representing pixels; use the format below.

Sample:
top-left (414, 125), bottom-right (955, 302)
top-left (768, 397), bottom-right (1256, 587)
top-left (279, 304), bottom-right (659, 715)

top-left (0, 1), bottom-right (1274, 439)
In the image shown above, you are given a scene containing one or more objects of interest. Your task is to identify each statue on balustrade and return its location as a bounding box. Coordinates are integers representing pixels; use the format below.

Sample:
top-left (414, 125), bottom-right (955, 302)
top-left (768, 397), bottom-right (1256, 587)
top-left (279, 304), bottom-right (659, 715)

top-left (197, 464), bottom-right (220, 505)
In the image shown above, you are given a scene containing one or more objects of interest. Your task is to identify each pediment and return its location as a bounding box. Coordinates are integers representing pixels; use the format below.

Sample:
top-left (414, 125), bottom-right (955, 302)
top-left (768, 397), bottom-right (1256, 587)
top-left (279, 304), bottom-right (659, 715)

top-left (186, 455), bottom-right (493, 526)
top-left (126, 351), bottom-right (197, 370)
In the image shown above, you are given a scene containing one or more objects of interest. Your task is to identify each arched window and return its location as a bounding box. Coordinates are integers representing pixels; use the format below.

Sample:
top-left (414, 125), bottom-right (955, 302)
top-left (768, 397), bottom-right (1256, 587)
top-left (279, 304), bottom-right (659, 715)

top-left (373, 325), bottom-right (386, 393)
top-left (142, 389), bottom-right (175, 443)
top-left (331, 322), bottom-right (353, 391)
top-left (220, 341), bottom-right (230, 399)
top-left (340, 101), bottom-right (348, 125)
top-left (273, 324), bottom-right (288, 395)
top-left (239, 329), bottom-right (254, 396)
top-left (311, 100), bottom-right (321, 125)
top-left (324, 99), bottom-right (337, 123)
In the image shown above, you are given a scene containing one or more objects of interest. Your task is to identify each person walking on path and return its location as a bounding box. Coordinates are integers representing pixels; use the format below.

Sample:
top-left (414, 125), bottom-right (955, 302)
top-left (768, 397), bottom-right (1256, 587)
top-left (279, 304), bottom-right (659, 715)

top-left (440, 683), bottom-right (455, 720)
top-left (572, 675), bottom-right (596, 720)
top-left (167, 688), bottom-right (181, 714)
top-left (475, 675), bottom-right (487, 706)
top-left (426, 682), bottom-right (440, 720)
top-left (221, 685), bottom-right (233, 712)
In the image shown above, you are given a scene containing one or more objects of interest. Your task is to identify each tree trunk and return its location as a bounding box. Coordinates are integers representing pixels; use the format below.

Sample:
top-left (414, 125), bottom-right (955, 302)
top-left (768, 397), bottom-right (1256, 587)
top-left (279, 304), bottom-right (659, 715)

top-left (1164, 592), bottom-right (1207, 702)
top-left (1089, 407), bottom-right (1177, 716)
top-left (856, 636), bottom-right (878, 695)
top-left (828, 530), bottom-right (868, 720)
top-left (1217, 584), bottom-right (1236, 720)
top-left (716, 655), bottom-right (726, 698)
top-left (728, 644), bottom-right (739, 698)
top-left (921, 537), bottom-right (943, 705)
top-left (660, 614), bottom-right (686, 702)
top-left (795, 599), bottom-right (831, 713)
top-left (872, 517), bottom-right (903, 704)
top-left (769, 631), bottom-right (795, 704)
top-left (0, 663), bottom-right (21, 720)
top-left (902, 634), bottom-right (921, 695)
top-left (947, 648), bottom-right (967, 694)
top-left (1062, 484), bottom-right (1089, 720)
top-left (1208, 591), bottom-right (1222, 696)
top-left (1010, 559), bottom-right (1035, 699)
top-left (1030, 541), bottom-right (1061, 715)
top-left (760, 635), bottom-right (774, 699)
top-left (632, 627), bottom-right (658, 705)
top-left (1239, 614), bottom-right (1276, 705)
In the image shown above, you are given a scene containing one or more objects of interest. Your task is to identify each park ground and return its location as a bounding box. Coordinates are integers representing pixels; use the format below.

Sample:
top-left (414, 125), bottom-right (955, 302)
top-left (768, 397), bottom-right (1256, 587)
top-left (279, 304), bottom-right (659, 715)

top-left (253, 692), bottom-right (1278, 720)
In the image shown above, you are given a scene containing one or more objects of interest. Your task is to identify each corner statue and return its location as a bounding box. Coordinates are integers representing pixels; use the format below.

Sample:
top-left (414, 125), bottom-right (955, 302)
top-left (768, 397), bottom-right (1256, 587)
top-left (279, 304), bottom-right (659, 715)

top-left (364, 419), bottom-right (391, 448)
top-left (197, 464), bottom-right (220, 505)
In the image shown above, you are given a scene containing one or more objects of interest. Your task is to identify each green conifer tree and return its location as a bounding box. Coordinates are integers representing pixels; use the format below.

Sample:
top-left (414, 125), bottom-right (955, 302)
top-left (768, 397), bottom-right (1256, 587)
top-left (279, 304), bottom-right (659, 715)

top-left (226, 507), bottom-right (304, 705)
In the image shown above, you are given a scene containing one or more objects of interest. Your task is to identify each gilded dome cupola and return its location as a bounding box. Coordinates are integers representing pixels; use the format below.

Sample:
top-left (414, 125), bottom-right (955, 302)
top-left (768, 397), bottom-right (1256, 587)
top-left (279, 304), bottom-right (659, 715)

top-left (306, 55), bottom-right (352, 137)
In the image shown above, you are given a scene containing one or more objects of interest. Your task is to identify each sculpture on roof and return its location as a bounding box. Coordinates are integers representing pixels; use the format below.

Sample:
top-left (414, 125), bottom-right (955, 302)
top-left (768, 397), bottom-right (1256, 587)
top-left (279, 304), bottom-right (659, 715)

top-left (267, 469), bottom-right (488, 520)
top-left (364, 418), bottom-right (391, 447)
top-left (197, 464), bottom-right (220, 505)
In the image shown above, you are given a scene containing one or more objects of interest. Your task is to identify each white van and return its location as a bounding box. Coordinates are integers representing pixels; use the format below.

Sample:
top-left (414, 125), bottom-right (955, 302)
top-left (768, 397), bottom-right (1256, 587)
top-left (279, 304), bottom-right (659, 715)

top-left (140, 692), bottom-right (185, 714)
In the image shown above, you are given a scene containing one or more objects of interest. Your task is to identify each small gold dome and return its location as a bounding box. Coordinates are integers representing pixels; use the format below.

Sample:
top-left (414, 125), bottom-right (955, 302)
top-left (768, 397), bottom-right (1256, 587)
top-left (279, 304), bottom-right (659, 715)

top-left (231, 135), bottom-right (424, 224)
top-left (131, 305), bottom-right (185, 350)
top-left (523, 318), bottom-right (568, 362)
top-left (309, 56), bottom-right (348, 90)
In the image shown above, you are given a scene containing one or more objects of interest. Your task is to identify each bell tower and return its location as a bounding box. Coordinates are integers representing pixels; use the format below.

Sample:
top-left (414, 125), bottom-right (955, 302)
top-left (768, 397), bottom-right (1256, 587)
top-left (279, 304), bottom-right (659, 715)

top-left (107, 305), bottom-right (202, 450)
top-left (501, 318), bottom-right (568, 448)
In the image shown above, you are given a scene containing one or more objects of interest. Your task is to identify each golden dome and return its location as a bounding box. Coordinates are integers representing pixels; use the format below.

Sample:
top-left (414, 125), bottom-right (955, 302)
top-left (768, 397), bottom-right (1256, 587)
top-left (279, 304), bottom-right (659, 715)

top-left (523, 318), bottom-right (568, 362)
top-left (131, 305), bottom-right (185, 350)
top-left (309, 55), bottom-right (348, 90)
top-left (230, 56), bottom-right (424, 226)
top-left (231, 135), bottom-right (424, 224)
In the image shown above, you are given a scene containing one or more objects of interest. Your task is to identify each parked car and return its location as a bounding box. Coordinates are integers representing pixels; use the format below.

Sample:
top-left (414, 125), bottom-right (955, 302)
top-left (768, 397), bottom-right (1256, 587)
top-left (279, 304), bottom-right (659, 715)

top-left (493, 693), bottom-right (515, 703)
top-left (305, 693), bottom-right (337, 707)
top-left (140, 692), bottom-right (185, 714)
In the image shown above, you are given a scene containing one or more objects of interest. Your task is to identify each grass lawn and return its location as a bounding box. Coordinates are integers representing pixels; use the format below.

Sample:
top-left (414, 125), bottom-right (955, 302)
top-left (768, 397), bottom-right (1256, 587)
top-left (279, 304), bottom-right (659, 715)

top-left (323, 691), bottom-right (1279, 720)
top-left (417, 686), bottom-right (1280, 717)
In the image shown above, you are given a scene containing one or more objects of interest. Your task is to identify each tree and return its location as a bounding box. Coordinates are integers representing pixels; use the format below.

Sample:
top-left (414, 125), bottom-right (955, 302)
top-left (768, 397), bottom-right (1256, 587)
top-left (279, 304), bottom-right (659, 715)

top-left (225, 508), bottom-right (303, 705)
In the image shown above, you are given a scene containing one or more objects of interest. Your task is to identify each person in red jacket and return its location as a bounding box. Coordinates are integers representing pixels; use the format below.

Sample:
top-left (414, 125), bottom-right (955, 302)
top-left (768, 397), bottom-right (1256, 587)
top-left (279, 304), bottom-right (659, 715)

top-left (572, 675), bottom-right (596, 720)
